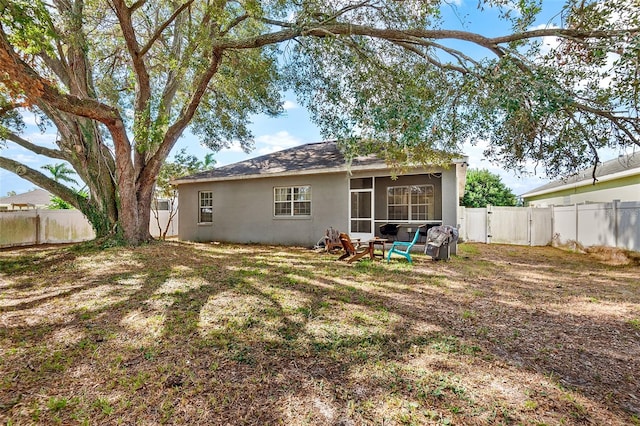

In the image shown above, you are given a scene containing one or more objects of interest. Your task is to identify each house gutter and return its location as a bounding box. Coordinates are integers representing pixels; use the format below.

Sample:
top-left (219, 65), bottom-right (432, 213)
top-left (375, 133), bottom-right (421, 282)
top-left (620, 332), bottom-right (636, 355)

top-left (172, 164), bottom-right (381, 185)
top-left (521, 167), bottom-right (640, 198)
top-left (172, 161), bottom-right (461, 185)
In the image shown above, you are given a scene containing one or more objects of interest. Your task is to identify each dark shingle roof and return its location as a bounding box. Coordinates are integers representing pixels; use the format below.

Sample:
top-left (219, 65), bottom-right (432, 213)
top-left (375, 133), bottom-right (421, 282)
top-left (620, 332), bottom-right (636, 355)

top-left (175, 141), bottom-right (385, 183)
top-left (522, 152), bottom-right (640, 197)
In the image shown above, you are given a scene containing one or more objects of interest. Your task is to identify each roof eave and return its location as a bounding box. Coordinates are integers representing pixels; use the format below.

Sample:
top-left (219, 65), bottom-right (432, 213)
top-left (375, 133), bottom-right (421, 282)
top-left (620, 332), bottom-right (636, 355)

top-left (172, 160), bottom-right (460, 185)
top-left (173, 163), bottom-right (382, 185)
top-left (521, 167), bottom-right (640, 198)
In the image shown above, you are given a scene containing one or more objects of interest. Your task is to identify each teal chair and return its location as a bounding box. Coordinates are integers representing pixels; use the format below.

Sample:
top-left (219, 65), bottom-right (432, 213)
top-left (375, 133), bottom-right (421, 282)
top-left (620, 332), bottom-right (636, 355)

top-left (387, 225), bottom-right (424, 263)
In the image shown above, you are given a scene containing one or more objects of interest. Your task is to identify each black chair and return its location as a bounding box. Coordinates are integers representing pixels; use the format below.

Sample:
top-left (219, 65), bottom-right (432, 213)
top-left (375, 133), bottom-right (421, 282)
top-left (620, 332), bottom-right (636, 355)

top-left (379, 223), bottom-right (400, 241)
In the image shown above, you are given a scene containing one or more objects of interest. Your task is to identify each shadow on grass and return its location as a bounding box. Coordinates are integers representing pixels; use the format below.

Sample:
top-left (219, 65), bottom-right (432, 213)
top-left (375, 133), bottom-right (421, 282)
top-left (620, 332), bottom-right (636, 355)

top-left (0, 241), bottom-right (638, 424)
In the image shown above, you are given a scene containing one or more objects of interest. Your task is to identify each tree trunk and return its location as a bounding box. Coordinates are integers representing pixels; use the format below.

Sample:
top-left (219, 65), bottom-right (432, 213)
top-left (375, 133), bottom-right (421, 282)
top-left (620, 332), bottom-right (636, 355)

top-left (115, 171), bottom-right (155, 244)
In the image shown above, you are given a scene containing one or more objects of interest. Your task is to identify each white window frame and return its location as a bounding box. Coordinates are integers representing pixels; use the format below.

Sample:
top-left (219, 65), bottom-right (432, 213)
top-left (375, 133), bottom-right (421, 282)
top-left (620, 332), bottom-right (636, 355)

top-left (387, 184), bottom-right (434, 221)
top-left (274, 185), bottom-right (311, 217)
top-left (198, 191), bottom-right (213, 223)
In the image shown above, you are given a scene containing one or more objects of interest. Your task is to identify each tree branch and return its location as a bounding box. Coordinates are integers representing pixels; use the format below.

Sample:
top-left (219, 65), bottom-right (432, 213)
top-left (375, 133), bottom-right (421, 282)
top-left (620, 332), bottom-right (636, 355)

top-left (110, 0), bottom-right (151, 115)
top-left (220, 13), bottom-right (249, 37)
top-left (139, 0), bottom-right (195, 57)
top-left (0, 156), bottom-right (83, 209)
top-left (3, 132), bottom-right (66, 160)
top-left (392, 41), bottom-right (476, 74)
top-left (0, 27), bottom-right (122, 128)
top-left (569, 101), bottom-right (640, 146)
top-left (140, 49), bottom-right (224, 187)
top-left (489, 27), bottom-right (639, 45)
top-left (130, 0), bottom-right (147, 13)
top-left (213, 23), bottom-right (636, 59)
top-left (210, 24), bottom-right (512, 58)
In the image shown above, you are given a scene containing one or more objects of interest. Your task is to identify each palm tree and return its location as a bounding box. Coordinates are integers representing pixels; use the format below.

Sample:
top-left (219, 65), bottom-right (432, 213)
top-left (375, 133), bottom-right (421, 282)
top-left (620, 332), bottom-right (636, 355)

top-left (41, 163), bottom-right (79, 186)
top-left (202, 153), bottom-right (216, 170)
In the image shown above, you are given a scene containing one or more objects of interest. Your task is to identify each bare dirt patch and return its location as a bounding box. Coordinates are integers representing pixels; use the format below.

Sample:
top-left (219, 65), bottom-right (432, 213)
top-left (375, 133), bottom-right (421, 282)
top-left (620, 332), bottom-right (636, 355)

top-left (0, 241), bottom-right (638, 425)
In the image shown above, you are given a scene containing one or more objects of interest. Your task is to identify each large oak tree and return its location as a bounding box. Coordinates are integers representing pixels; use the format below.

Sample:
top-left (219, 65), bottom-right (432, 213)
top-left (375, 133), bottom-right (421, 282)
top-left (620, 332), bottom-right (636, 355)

top-left (0, 0), bottom-right (638, 244)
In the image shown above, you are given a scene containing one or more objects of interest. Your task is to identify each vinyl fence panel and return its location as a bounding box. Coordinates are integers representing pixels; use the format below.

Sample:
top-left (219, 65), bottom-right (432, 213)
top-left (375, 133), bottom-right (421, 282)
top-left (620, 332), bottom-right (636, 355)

top-left (616, 201), bottom-right (640, 251)
top-left (150, 210), bottom-right (179, 237)
top-left (552, 205), bottom-right (577, 244)
top-left (1, 208), bottom-right (178, 248)
top-left (488, 206), bottom-right (530, 245)
top-left (461, 202), bottom-right (637, 251)
top-left (463, 208), bottom-right (487, 243)
top-left (0, 211), bottom-right (38, 247)
top-left (577, 203), bottom-right (616, 248)
top-left (40, 210), bottom-right (95, 244)
top-left (530, 207), bottom-right (553, 246)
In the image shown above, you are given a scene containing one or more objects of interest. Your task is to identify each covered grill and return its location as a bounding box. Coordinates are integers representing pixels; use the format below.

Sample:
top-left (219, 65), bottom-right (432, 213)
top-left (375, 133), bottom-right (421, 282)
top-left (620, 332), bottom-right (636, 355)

top-left (425, 225), bottom-right (459, 261)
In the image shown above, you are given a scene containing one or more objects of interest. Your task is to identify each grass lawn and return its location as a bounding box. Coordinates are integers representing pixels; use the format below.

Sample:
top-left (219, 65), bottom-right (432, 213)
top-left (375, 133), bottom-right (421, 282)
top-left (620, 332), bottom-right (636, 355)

top-left (0, 241), bottom-right (639, 425)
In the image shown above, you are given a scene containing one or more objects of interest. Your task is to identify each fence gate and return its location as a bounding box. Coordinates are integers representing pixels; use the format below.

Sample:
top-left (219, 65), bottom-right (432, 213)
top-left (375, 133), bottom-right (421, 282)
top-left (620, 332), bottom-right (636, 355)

top-left (487, 206), bottom-right (530, 245)
top-left (464, 208), bottom-right (488, 243)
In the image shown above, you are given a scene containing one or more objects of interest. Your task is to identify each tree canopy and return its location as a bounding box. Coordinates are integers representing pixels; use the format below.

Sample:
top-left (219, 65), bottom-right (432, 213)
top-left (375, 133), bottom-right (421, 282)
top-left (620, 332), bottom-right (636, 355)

top-left (462, 169), bottom-right (518, 208)
top-left (0, 0), bottom-right (638, 244)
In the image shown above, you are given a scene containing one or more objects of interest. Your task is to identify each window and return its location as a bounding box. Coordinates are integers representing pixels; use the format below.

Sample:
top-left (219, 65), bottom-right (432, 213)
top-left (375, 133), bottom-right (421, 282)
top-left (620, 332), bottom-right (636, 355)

top-left (154, 200), bottom-right (170, 211)
top-left (387, 185), bottom-right (434, 221)
top-left (199, 191), bottom-right (213, 223)
top-left (274, 186), bottom-right (311, 217)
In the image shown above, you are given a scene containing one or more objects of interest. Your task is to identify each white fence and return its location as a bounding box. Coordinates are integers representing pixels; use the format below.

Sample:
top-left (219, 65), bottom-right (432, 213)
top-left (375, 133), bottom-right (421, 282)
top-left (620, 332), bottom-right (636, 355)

top-left (0, 209), bottom-right (95, 247)
top-left (149, 210), bottom-right (179, 238)
top-left (0, 209), bottom-right (178, 248)
top-left (459, 201), bottom-right (640, 252)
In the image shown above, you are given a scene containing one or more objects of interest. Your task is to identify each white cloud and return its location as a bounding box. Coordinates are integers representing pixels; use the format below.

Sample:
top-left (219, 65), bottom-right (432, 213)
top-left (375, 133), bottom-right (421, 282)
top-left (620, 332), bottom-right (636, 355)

top-left (13, 153), bottom-right (39, 164)
top-left (219, 141), bottom-right (245, 153)
top-left (255, 131), bottom-right (302, 155)
top-left (283, 100), bottom-right (298, 110)
top-left (23, 132), bottom-right (57, 146)
top-left (530, 23), bottom-right (561, 57)
top-left (256, 131), bottom-right (301, 147)
top-left (21, 113), bottom-right (39, 126)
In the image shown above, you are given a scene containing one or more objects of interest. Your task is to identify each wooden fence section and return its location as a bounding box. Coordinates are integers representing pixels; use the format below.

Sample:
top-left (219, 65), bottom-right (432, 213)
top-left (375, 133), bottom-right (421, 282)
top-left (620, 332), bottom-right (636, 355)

top-left (459, 201), bottom-right (640, 252)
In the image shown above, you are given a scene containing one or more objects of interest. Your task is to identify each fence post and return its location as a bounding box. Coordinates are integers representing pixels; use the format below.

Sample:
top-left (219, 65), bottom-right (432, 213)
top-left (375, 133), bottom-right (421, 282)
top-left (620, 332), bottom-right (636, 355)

top-left (551, 206), bottom-right (556, 245)
top-left (528, 206), bottom-right (533, 246)
top-left (575, 203), bottom-right (579, 244)
top-left (486, 205), bottom-right (492, 244)
top-left (35, 209), bottom-right (41, 245)
top-left (613, 199), bottom-right (620, 248)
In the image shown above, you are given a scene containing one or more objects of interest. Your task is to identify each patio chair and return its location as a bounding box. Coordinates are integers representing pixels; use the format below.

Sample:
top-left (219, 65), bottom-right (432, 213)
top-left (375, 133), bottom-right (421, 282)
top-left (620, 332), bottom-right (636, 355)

top-left (324, 227), bottom-right (342, 252)
top-left (338, 233), bottom-right (370, 263)
top-left (418, 224), bottom-right (438, 243)
top-left (387, 225), bottom-right (425, 264)
top-left (379, 223), bottom-right (400, 241)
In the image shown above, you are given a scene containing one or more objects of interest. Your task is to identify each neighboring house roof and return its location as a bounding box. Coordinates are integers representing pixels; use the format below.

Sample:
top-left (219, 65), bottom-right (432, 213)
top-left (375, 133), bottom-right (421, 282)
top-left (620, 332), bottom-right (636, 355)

top-left (0, 188), bottom-right (52, 206)
top-left (521, 153), bottom-right (640, 198)
top-left (175, 140), bottom-right (466, 184)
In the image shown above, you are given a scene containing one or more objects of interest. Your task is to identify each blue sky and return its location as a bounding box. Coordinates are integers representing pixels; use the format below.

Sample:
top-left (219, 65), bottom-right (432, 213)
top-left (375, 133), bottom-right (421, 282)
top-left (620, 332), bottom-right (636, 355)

top-left (0, 0), bottom-right (588, 197)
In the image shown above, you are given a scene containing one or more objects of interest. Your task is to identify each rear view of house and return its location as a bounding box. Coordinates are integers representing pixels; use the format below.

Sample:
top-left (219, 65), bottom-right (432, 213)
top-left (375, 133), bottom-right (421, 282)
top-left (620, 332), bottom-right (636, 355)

top-left (174, 141), bottom-right (467, 246)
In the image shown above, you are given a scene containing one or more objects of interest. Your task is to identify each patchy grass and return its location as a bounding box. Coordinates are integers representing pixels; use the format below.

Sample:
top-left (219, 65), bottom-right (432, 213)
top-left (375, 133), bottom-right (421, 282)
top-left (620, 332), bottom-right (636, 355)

top-left (1, 241), bottom-right (639, 425)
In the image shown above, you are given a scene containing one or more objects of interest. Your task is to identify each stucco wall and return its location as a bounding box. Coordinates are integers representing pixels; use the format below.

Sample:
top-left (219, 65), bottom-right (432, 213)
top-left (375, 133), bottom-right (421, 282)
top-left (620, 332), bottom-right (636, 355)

top-left (178, 165), bottom-right (464, 246)
top-left (178, 173), bottom-right (349, 246)
top-left (440, 166), bottom-right (461, 227)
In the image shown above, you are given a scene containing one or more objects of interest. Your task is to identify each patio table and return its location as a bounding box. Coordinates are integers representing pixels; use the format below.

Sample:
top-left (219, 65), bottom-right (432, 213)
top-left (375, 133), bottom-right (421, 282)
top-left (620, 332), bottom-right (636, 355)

top-left (368, 238), bottom-right (388, 260)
